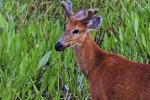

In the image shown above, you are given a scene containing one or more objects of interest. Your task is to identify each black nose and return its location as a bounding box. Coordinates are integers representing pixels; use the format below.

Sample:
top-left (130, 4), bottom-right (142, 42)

top-left (55, 42), bottom-right (64, 52)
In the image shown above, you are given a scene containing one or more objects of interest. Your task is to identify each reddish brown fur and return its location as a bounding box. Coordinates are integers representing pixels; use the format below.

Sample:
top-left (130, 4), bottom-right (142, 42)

top-left (57, 1), bottom-right (150, 99)
top-left (74, 32), bottom-right (150, 100)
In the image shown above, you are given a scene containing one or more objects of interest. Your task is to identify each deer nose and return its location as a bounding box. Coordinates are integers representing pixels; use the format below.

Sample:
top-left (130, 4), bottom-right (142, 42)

top-left (55, 42), bottom-right (64, 52)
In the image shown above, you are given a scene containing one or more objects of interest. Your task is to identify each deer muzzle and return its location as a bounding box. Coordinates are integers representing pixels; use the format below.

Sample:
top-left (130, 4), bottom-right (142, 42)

top-left (55, 42), bottom-right (65, 52)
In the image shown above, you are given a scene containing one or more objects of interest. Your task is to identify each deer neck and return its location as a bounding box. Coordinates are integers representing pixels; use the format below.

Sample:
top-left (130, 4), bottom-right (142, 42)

top-left (74, 33), bottom-right (106, 79)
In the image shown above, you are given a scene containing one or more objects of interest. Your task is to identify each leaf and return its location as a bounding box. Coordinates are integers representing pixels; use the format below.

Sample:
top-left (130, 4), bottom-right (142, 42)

top-left (141, 34), bottom-right (146, 47)
top-left (134, 16), bottom-right (138, 35)
top-left (48, 76), bottom-right (57, 94)
top-left (119, 27), bottom-right (123, 42)
top-left (0, 13), bottom-right (8, 31)
top-left (38, 51), bottom-right (50, 69)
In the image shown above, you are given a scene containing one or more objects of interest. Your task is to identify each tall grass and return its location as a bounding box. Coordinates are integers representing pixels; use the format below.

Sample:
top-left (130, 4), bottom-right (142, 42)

top-left (0, 0), bottom-right (150, 99)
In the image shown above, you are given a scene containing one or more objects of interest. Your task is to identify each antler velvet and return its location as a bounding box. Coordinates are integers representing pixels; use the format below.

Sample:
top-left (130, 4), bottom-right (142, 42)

top-left (61, 0), bottom-right (74, 19)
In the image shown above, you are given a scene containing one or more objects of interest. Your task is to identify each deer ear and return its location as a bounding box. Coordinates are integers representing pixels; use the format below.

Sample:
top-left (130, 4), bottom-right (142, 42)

top-left (87, 16), bottom-right (102, 30)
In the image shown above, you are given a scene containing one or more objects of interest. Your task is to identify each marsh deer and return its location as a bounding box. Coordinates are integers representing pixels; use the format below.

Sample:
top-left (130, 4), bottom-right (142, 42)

top-left (55, 0), bottom-right (150, 100)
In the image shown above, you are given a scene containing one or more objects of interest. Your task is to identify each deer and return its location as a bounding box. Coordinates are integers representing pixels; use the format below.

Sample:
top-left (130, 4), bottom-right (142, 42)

top-left (55, 0), bottom-right (150, 100)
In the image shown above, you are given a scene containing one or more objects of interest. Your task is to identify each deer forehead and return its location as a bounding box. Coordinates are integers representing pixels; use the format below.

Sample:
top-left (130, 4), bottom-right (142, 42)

top-left (66, 19), bottom-right (86, 31)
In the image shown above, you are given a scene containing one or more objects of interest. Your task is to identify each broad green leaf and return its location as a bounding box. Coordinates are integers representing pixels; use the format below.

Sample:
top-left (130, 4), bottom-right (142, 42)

top-left (38, 51), bottom-right (50, 69)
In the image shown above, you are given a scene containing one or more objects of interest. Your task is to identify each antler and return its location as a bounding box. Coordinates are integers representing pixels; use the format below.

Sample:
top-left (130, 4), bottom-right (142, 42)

top-left (80, 9), bottom-right (98, 23)
top-left (61, 0), bottom-right (74, 19)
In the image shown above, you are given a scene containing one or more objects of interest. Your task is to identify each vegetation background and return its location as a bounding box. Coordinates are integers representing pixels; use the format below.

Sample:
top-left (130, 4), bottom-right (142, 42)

top-left (0, 0), bottom-right (150, 99)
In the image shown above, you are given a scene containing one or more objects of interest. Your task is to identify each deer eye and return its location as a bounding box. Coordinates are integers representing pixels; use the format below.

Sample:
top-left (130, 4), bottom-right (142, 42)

top-left (72, 29), bottom-right (80, 34)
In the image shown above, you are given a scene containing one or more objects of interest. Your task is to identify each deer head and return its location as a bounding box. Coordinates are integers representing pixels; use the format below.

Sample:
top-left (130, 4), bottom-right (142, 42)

top-left (55, 0), bottom-right (102, 52)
